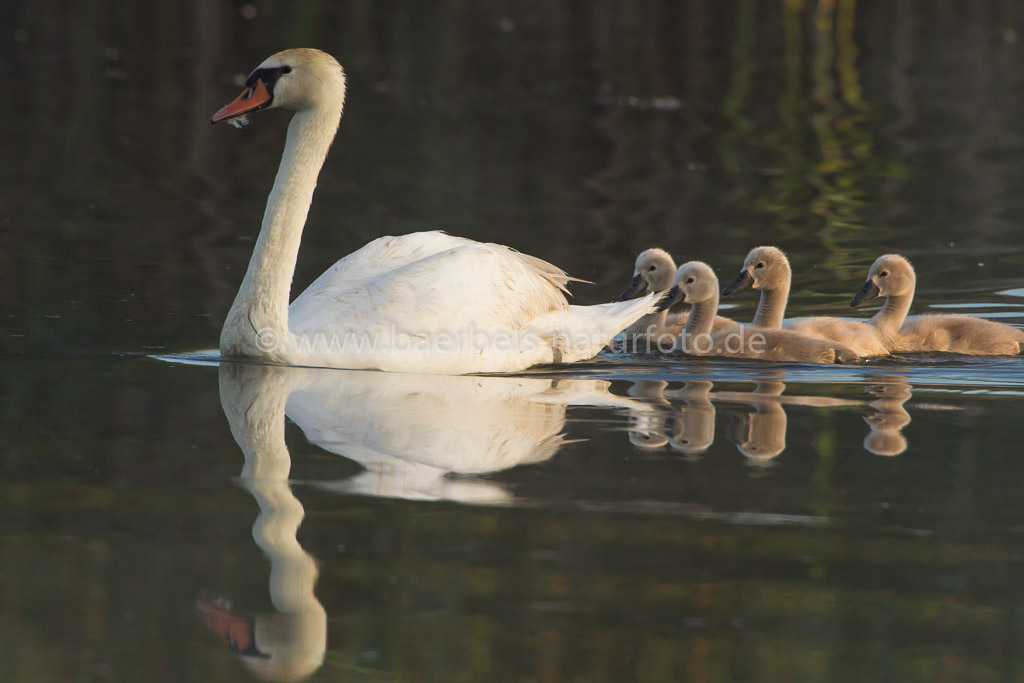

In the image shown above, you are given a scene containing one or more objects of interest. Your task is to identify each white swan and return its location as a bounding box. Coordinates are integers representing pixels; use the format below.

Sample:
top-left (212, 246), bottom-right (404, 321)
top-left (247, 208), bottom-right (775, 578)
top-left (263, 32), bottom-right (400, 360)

top-left (850, 254), bottom-right (1024, 355)
top-left (722, 246), bottom-right (890, 357)
top-left (210, 48), bottom-right (656, 374)
top-left (617, 248), bottom-right (738, 350)
top-left (658, 262), bottom-right (860, 363)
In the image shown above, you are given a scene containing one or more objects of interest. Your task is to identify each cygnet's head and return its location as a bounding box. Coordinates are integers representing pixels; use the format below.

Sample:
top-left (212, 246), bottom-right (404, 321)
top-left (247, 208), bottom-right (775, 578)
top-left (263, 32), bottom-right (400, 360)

top-left (657, 261), bottom-right (719, 310)
top-left (619, 248), bottom-right (677, 300)
top-left (212, 48), bottom-right (347, 125)
top-left (850, 254), bottom-right (915, 307)
top-left (722, 246), bottom-right (791, 296)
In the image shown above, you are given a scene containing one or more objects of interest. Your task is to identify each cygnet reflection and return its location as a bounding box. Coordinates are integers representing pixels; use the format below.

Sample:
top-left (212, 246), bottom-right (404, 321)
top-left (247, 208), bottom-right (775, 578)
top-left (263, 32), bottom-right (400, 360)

top-left (862, 377), bottom-right (912, 456)
top-left (664, 381), bottom-right (716, 455)
top-left (627, 380), bottom-right (673, 448)
top-left (625, 376), bottom-right (880, 463)
top-left (722, 381), bottom-right (788, 465)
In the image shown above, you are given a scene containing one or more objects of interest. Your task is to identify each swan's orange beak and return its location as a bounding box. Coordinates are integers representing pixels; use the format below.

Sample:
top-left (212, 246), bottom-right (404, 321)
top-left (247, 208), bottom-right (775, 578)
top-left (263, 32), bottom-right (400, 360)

top-left (211, 79), bottom-right (273, 124)
top-left (197, 599), bottom-right (268, 658)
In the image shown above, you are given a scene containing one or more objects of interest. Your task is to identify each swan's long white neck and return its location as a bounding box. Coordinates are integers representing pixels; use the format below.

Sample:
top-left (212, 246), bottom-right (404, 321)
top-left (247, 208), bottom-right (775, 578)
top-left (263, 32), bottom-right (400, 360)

top-left (753, 276), bottom-right (789, 329)
top-left (221, 104), bottom-right (342, 358)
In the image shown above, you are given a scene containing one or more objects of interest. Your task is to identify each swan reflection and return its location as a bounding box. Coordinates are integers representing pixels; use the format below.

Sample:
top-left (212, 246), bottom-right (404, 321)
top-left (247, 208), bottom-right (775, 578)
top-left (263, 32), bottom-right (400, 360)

top-left (200, 362), bottom-right (649, 681)
top-left (251, 364), bottom-right (647, 503)
top-left (199, 364), bottom-right (329, 682)
top-left (198, 362), bottom-right (920, 679)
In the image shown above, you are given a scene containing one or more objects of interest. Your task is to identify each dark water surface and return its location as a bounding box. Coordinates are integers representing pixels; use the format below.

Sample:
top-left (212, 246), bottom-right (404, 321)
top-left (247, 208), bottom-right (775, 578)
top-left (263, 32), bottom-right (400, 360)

top-left (5, 1), bottom-right (1024, 681)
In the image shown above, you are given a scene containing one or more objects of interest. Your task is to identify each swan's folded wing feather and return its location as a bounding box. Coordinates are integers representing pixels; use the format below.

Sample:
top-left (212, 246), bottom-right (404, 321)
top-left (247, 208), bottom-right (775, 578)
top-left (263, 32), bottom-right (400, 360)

top-left (291, 231), bottom-right (473, 305)
top-left (290, 241), bottom-right (570, 336)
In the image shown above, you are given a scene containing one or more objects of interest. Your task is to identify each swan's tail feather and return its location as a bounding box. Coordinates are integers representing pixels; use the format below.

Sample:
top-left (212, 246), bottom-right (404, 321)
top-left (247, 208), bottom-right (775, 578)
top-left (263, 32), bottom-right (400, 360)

top-left (503, 249), bottom-right (590, 293)
top-left (530, 293), bottom-right (660, 364)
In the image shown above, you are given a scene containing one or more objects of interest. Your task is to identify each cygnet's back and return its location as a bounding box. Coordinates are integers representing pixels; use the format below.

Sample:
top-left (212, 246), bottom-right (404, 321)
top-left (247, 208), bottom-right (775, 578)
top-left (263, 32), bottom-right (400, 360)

top-left (738, 326), bottom-right (859, 364)
top-left (786, 316), bottom-right (890, 356)
top-left (898, 314), bottom-right (1024, 355)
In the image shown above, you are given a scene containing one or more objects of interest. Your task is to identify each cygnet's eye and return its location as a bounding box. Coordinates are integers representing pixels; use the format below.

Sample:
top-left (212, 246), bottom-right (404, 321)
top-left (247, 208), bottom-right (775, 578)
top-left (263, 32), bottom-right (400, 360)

top-left (755, 262), bottom-right (765, 269)
top-left (648, 265), bottom-right (656, 271)
top-left (880, 271), bottom-right (889, 277)
top-left (686, 277), bottom-right (695, 284)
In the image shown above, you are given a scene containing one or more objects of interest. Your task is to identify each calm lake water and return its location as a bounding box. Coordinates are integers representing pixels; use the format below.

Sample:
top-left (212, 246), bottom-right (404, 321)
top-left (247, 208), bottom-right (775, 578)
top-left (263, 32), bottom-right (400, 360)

top-left (5, 1), bottom-right (1024, 681)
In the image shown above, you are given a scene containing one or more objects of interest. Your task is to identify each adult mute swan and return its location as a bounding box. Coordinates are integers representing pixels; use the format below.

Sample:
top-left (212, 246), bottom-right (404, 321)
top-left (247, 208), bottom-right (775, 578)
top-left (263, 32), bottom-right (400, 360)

top-left (658, 262), bottom-right (859, 363)
top-left (850, 254), bottom-right (1024, 355)
top-left (722, 246), bottom-right (890, 357)
top-left (211, 49), bottom-right (656, 374)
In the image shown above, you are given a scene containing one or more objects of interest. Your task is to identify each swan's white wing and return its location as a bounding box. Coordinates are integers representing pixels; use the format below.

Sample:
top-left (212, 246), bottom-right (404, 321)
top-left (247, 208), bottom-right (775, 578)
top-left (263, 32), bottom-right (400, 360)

top-left (291, 231), bottom-right (472, 305)
top-left (284, 231), bottom-right (652, 372)
top-left (290, 241), bottom-right (569, 336)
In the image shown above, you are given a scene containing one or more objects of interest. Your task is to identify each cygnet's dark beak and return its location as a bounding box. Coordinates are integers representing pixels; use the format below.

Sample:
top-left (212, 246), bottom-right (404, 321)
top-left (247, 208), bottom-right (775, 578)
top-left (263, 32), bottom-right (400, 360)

top-left (722, 270), bottom-right (753, 296)
top-left (618, 274), bottom-right (648, 301)
top-left (657, 285), bottom-right (685, 311)
top-left (850, 280), bottom-right (881, 308)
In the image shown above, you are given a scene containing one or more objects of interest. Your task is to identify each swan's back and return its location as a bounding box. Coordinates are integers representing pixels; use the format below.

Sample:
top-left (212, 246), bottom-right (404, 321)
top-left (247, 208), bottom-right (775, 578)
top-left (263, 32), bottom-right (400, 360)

top-left (291, 231), bottom-right (571, 333)
top-left (896, 313), bottom-right (1024, 355)
top-left (298, 231), bottom-right (479, 289)
top-left (284, 230), bottom-right (652, 372)
top-left (784, 316), bottom-right (889, 357)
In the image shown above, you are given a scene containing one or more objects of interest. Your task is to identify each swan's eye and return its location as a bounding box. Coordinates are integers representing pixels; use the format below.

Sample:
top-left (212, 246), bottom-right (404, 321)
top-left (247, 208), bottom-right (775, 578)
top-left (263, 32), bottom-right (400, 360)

top-left (686, 277), bottom-right (695, 284)
top-left (281, 65), bottom-right (292, 74)
top-left (755, 262), bottom-right (764, 269)
top-left (880, 271), bottom-right (889, 277)
top-left (648, 265), bottom-right (656, 271)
